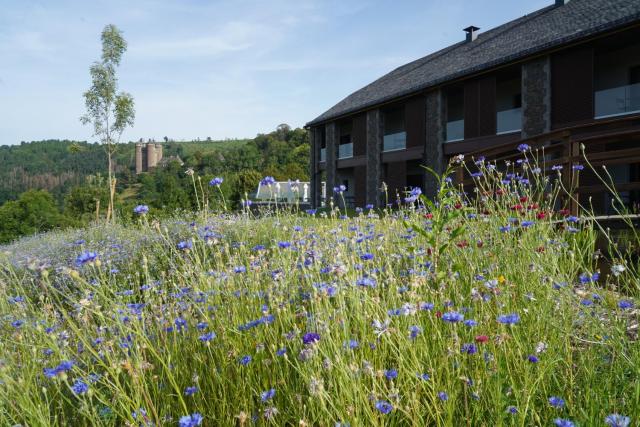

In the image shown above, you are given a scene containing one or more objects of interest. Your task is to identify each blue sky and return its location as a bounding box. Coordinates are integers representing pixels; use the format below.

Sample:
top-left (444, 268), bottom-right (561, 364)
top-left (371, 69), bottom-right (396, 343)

top-left (0, 0), bottom-right (551, 145)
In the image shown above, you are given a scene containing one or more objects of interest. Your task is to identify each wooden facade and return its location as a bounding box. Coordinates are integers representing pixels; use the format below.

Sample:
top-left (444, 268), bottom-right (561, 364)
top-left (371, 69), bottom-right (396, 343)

top-left (311, 21), bottom-right (640, 213)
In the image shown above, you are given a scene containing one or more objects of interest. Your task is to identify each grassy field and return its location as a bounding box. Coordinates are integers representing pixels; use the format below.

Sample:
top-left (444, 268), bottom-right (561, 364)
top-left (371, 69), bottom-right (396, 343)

top-left (0, 156), bottom-right (638, 426)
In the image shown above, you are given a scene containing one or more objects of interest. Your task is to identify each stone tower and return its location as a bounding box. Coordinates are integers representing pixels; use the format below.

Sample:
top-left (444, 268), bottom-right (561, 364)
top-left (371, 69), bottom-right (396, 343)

top-left (135, 142), bottom-right (164, 174)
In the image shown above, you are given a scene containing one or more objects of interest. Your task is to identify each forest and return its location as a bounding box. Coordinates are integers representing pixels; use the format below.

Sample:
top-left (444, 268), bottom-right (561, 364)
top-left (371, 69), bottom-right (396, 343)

top-left (0, 124), bottom-right (309, 243)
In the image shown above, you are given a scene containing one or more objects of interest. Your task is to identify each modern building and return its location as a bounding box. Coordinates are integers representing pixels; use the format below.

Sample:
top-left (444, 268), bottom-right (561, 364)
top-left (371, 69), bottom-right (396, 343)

top-left (306, 0), bottom-right (640, 213)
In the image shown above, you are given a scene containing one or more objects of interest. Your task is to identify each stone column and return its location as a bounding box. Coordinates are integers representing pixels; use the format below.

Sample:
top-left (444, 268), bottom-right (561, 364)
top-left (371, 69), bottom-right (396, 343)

top-left (147, 143), bottom-right (157, 169)
top-left (135, 144), bottom-right (143, 174)
top-left (424, 90), bottom-right (445, 198)
top-left (325, 122), bottom-right (338, 204)
top-left (522, 56), bottom-right (551, 138)
top-left (155, 144), bottom-right (163, 164)
top-left (366, 109), bottom-right (383, 206)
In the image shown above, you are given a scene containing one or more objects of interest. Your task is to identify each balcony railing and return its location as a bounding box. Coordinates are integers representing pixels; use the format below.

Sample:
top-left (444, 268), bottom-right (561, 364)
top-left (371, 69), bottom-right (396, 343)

top-left (383, 132), bottom-right (406, 152)
top-left (446, 120), bottom-right (464, 142)
top-left (320, 147), bottom-right (326, 162)
top-left (497, 107), bottom-right (522, 134)
top-left (338, 143), bottom-right (353, 159)
top-left (595, 83), bottom-right (640, 118)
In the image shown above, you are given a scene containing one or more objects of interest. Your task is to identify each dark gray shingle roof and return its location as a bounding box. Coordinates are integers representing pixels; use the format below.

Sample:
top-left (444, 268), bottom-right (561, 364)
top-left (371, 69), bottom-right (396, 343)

top-left (307, 0), bottom-right (640, 126)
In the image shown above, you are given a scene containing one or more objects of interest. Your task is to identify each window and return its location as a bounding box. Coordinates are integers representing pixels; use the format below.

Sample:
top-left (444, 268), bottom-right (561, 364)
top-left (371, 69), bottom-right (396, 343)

top-left (338, 121), bottom-right (353, 159)
top-left (594, 42), bottom-right (640, 118)
top-left (383, 107), bottom-right (406, 151)
top-left (496, 73), bottom-right (522, 133)
top-left (445, 86), bottom-right (464, 142)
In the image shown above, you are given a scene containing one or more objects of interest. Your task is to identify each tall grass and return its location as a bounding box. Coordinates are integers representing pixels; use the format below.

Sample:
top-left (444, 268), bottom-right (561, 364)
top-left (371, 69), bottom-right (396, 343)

top-left (0, 152), bottom-right (638, 426)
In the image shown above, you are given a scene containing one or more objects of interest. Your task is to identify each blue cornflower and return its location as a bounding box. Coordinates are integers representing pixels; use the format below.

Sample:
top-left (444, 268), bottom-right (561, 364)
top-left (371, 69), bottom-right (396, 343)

top-left (384, 369), bottom-right (398, 380)
top-left (333, 185), bottom-right (346, 194)
top-left (276, 347), bottom-right (287, 356)
top-left (199, 332), bottom-right (216, 342)
top-left (71, 379), bottom-right (89, 394)
top-left (461, 343), bottom-right (478, 354)
top-left (238, 355), bottom-right (252, 366)
top-left (177, 241), bottom-right (192, 251)
top-left (578, 272), bottom-right (599, 283)
top-left (416, 373), bottom-right (430, 381)
top-left (507, 406), bottom-right (518, 414)
top-left (497, 313), bottom-right (520, 325)
top-left (438, 392), bottom-right (448, 401)
top-left (356, 277), bottom-right (376, 288)
top-left (76, 251), bottom-right (98, 266)
top-left (521, 220), bottom-right (534, 227)
top-left (133, 204), bottom-right (149, 215)
top-left (278, 241), bottom-right (291, 249)
top-left (464, 319), bottom-right (477, 327)
top-left (551, 165), bottom-right (564, 171)
top-left (572, 164), bottom-right (584, 171)
top-left (360, 253), bottom-right (374, 261)
top-left (374, 400), bottom-right (393, 414)
top-left (260, 176), bottom-right (276, 186)
top-left (527, 355), bottom-right (539, 363)
top-left (174, 317), bottom-right (187, 331)
top-left (517, 143), bottom-right (530, 152)
top-left (234, 266), bottom-right (246, 273)
top-left (554, 419), bottom-right (575, 427)
top-left (184, 386), bottom-right (198, 396)
top-left (605, 414), bottom-right (630, 427)
top-left (306, 209), bottom-right (317, 215)
top-left (499, 225), bottom-right (512, 233)
top-left (409, 325), bottom-right (422, 339)
top-left (209, 177), bottom-right (223, 186)
top-left (442, 312), bottom-right (464, 323)
top-left (11, 320), bottom-right (23, 328)
top-left (261, 388), bottom-right (276, 402)
top-left (549, 396), bottom-right (565, 408)
top-left (179, 413), bottom-right (203, 427)
top-left (302, 332), bottom-right (320, 345)
top-left (618, 300), bottom-right (634, 310)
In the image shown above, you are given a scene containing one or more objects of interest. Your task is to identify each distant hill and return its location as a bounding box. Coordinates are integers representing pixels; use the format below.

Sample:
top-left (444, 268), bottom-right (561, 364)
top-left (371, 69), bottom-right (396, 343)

top-left (0, 126), bottom-right (309, 208)
top-left (0, 137), bottom-right (254, 206)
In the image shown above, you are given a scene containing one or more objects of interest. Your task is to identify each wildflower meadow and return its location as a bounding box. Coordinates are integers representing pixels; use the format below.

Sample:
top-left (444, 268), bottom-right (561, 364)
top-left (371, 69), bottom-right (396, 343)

top-left (0, 153), bottom-right (638, 426)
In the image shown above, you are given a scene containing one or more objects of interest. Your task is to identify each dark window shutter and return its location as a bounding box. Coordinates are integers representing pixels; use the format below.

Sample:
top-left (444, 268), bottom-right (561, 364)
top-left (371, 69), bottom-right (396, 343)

top-left (352, 114), bottom-right (367, 156)
top-left (478, 76), bottom-right (497, 136)
top-left (464, 81), bottom-right (479, 138)
top-left (552, 47), bottom-right (594, 127)
top-left (406, 96), bottom-right (426, 148)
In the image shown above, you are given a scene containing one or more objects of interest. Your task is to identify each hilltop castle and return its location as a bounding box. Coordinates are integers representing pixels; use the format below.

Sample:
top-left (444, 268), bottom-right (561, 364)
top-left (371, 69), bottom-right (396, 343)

top-left (135, 140), bottom-right (183, 174)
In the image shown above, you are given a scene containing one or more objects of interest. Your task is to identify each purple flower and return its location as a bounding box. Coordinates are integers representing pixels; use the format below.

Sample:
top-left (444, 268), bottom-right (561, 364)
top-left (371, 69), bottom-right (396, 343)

top-left (177, 241), bottom-right (192, 251)
top-left (76, 251), bottom-right (98, 266)
top-left (209, 177), bottom-right (223, 186)
top-left (71, 379), bottom-right (89, 394)
top-left (442, 312), bottom-right (464, 323)
top-left (517, 143), bottom-right (530, 152)
top-left (261, 176), bottom-right (276, 186)
top-left (238, 355), bottom-right (252, 366)
top-left (438, 392), bottom-right (448, 401)
top-left (133, 205), bottom-right (149, 215)
top-left (199, 332), bottom-right (216, 342)
top-left (527, 355), bottom-right (539, 363)
top-left (605, 414), bottom-right (631, 427)
top-left (302, 332), bottom-right (320, 345)
top-left (618, 300), bottom-right (634, 310)
top-left (461, 343), bottom-right (477, 354)
top-left (184, 386), bottom-right (198, 396)
top-left (375, 400), bottom-right (393, 414)
top-left (384, 369), bottom-right (398, 380)
top-left (360, 253), bottom-right (374, 261)
top-left (497, 313), bottom-right (520, 325)
top-left (554, 419), bottom-right (575, 427)
top-left (549, 396), bottom-right (565, 408)
top-left (261, 388), bottom-right (276, 402)
top-left (179, 413), bottom-right (203, 427)
top-left (333, 185), bottom-right (347, 194)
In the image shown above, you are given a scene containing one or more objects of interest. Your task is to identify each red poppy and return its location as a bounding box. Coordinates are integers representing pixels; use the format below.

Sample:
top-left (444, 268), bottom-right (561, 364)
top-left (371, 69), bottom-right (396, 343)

top-left (475, 335), bottom-right (489, 343)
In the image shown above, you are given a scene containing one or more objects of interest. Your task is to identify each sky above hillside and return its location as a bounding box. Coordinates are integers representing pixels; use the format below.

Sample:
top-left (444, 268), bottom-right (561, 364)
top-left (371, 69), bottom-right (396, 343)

top-left (0, 0), bottom-right (551, 145)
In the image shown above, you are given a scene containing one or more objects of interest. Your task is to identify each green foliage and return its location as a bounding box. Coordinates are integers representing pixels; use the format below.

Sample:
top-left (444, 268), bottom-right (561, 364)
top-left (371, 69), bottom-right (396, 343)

top-left (0, 190), bottom-right (68, 243)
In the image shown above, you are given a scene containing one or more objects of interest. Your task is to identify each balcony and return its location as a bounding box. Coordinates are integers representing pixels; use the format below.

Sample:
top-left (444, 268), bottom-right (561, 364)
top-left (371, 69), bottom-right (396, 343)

top-left (595, 83), bottom-right (640, 119)
top-left (497, 107), bottom-right (522, 134)
top-left (338, 143), bottom-right (353, 159)
top-left (446, 120), bottom-right (464, 142)
top-left (320, 147), bottom-right (326, 162)
top-left (383, 131), bottom-right (406, 152)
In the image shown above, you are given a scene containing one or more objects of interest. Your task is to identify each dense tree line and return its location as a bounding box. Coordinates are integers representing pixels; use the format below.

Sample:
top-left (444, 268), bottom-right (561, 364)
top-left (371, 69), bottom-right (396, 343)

top-left (0, 124), bottom-right (309, 243)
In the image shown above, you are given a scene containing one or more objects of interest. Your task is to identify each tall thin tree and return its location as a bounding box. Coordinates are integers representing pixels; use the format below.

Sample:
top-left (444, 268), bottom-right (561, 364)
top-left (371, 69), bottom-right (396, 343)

top-left (81, 24), bottom-right (135, 223)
